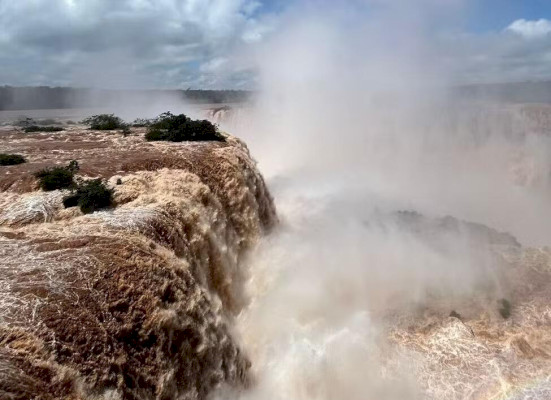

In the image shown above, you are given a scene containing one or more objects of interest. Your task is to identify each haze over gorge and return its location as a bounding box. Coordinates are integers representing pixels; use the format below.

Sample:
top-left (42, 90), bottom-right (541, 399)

top-left (2, 0), bottom-right (551, 399)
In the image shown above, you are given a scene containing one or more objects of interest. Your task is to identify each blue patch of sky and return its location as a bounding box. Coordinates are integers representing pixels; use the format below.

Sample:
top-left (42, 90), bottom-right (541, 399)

top-left (467, 0), bottom-right (551, 33)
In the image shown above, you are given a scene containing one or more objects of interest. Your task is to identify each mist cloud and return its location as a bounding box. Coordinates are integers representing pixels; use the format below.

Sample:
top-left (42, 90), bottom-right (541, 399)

top-left (210, 2), bottom-right (551, 398)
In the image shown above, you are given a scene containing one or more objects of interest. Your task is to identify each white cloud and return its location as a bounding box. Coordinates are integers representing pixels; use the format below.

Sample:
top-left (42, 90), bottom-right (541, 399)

top-left (3, 1), bottom-right (551, 88)
top-left (242, 17), bottom-right (276, 43)
top-left (507, 19), bottom-right (551, 39)
top-left (0, 0), bottom-right (271, 88)
top-left (200, 57), bottom-right (229, 73)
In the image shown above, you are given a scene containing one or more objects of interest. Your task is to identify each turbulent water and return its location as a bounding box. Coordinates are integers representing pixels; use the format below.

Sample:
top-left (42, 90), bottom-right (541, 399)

top-left (224, 179), bottom-right (551, 400)
top-left (1, 102), bottom-right (551, 400)
top-left (205, 103), bottom-right (551, 400)
top-left (0, 127), bottom-right (275, 399)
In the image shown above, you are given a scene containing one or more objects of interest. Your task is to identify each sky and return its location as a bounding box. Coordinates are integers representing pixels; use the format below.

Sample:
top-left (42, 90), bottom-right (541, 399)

top-left (468, 1), bottom-right (551, 32)
top-left (0, 0), bottom-right (550, 89)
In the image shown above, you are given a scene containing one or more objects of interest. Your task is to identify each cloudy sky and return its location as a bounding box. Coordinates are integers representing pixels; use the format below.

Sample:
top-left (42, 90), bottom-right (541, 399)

top-left (0, 0), bottom-right (550, 89)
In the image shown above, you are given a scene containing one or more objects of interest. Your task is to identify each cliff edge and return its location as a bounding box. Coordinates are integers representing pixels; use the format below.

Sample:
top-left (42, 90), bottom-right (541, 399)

top-left (0, 125), bottom-right (276, 400)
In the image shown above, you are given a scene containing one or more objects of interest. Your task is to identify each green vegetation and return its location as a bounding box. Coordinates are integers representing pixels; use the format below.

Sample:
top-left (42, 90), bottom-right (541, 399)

top-left (145, 112), bottom-right (224, 142)
top-left (24, 125), bottom-right (64, 133)
top-left (35, 158), bottom-right (112, 212)
top-left (63, 179), bottom-right (113, 214)
top-left (62, 194), bottom-right (80, 208)
top-left (0, 153), bottom-right (26, 166)
top-left (15, 117), bottom-right (35, 127)
top-left (35, 160), bottom-right (79, 191)
top-left (499, 299), bottom-right (512, 319)
top-left (81, 114), bottom-right (128, 130)
top-left (131, 118), bottom-right (152, 127)
top-left (449, 310), bottom-right (462, 319)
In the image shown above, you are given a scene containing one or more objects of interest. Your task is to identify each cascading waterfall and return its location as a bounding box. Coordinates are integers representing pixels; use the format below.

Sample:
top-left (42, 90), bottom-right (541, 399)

top-left (202, 100), bottom-right (551, 400)
top-left (0, 132), bottom-right (276, 400)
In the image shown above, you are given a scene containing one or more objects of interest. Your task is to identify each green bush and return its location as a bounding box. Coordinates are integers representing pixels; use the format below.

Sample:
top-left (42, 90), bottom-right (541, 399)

top-left (81, 114), bottom-right (127, 130)
top-left (63, 179), bottom-right (113, 214)
top-left (145, 112), bottom-right (224, 142)
top-left (449, 310), bottom-right (462, 319)
top-left (35, 160), bottom-right (79, 191)
top-left (24, 125), bottom-right (64, 133)
top-left (144, 128), bottom-right (165, 141)
top-left (15, 117), bottom-right (35, 127)
top-left (0, 153), bottom-right (26, 166)
top-left (131, 118), bottom-right (152, 127)
top-left (62, 194), bottom-right (80, 208)
top-left (499, 299), bottom-right (512, 319)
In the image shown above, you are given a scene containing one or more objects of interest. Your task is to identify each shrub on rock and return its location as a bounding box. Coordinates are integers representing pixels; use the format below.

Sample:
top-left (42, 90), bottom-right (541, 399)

top-left (131, 118), bottom-right (152, 127)
top-left (82, 114), bottom-right (127, 131)
top-left (145, 112), bottom-right (224, 142)
top-left (0, 153), bottom-right (26, 166)
top-left (63, 179), bottom-right (113, 214)
top-left (499, 299), bottom-right (512, 319)
top-left (35, 160), bottom-right (79, 191)
top-left (24, 126), bottom-right (64, 133)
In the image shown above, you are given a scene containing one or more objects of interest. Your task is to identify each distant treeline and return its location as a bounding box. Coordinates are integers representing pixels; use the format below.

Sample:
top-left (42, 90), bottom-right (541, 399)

top-left (3, 82), bottom-right (551, 111)
top-left (0, 86), bottom-right (252, 111)
top-left (456, 81), bottom-right (551, 104)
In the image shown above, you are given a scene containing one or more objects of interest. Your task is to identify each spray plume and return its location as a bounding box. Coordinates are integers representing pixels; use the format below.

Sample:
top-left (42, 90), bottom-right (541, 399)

top-left (209, 1), bottom-right (551, 399)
